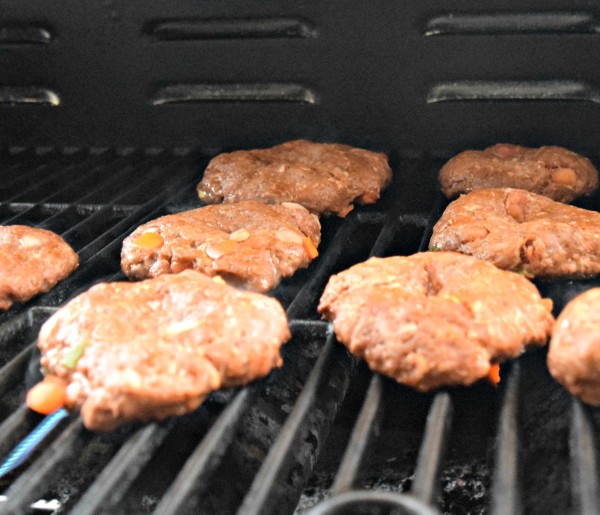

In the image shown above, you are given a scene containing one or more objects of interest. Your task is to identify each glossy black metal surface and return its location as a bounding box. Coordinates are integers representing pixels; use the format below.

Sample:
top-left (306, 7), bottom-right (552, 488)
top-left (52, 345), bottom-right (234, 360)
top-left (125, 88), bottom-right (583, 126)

top-left (2, 1), bottom-right (600, 155)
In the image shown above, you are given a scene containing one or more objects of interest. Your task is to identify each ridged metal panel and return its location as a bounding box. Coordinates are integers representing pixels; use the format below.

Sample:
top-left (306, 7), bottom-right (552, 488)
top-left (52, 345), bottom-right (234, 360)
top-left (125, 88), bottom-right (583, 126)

top-left (0, 2), bottom-right (600, 153)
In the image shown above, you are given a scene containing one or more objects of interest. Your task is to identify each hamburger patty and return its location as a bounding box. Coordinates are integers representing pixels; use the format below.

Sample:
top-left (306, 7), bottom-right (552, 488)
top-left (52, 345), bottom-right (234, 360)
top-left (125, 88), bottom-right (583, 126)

top-left (0, 225), bottom-right (78, 310)
top-left (196, 139), bottom-right (392, 217)
top-left (121, 200), bottom-right (321, 292)
top-left (438, 144), bottom-right (598, 202)
top-left (37, 270), bottom-right (290, 431)
top-left (430, 188), bottom-right (600, 278)
top-left (318, 252), bottom-right (554, 391)
top-left (548, 288), bottom-right (600, 405)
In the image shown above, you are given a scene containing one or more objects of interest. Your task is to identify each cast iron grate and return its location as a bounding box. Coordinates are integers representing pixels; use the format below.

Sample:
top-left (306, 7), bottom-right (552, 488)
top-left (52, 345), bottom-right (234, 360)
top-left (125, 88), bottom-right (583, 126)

top-left (0, 149), bottom-right (599, 515)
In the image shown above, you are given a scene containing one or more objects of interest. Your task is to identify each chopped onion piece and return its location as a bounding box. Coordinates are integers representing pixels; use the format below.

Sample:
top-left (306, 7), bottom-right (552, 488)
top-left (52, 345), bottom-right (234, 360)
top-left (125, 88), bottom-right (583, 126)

top-left (229, 228), bottom-right (250, 242)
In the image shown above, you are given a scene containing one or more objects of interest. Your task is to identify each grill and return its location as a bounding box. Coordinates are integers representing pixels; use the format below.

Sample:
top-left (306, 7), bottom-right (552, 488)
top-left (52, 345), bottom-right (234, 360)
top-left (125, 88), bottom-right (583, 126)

top-left (1, 149), bottom-right (600, 515)
top-left (3, 2), bottom-right (600, 514)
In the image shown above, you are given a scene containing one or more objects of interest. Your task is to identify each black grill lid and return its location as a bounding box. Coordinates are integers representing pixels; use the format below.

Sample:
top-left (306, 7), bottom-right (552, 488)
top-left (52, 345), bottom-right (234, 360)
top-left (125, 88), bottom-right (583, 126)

top-left (3, 2), bottom-right (600, 156)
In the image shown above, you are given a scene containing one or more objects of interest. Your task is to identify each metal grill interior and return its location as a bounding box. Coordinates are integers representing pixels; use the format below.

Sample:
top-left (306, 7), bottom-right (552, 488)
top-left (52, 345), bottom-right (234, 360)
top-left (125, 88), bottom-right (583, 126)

top-left (4, 1), bottom-right (600, 514)
top-left (0, 148), bottom-right (599, 515)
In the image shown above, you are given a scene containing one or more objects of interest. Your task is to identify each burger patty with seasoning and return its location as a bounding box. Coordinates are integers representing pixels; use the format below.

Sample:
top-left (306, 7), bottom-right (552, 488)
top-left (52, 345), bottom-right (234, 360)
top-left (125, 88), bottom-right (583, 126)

top-left (0, 225), bottom-right (78, 310)
top-left (121, 200), bottom-right (321, 292)
top-left (318, 252), bottom-right (554, 391)
top-left (548, 288), bottom-right (600, 405)
top-left (196, 139), bottom-right (392, 217)
top-left (430, 188), bottom-right (600, 279)
top-left (34, 270), bottom-right (290, 431)
top-left (438, 143), bottom-right (598, 203)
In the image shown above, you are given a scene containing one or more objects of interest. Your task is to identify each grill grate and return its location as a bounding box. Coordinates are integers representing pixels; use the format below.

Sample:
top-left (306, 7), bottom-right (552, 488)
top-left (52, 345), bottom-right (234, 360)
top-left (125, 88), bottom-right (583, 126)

top-left (0, 148), bottom-right (599, 514)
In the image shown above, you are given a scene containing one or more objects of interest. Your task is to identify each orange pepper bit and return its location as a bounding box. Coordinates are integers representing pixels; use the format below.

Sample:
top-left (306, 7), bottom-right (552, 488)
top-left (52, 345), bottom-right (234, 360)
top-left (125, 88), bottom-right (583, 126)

top-left (206, 239), bottom-right (238, 260)
top-left (133, 232), bottom-right (164, 249)
top-left (303, 237), bottom-right (319, 259)
top-left (26, 375), bottom-right (68, 415)
top-left (487, 363), bottom-right (501, 387)
top-left (542, 298), bottom-right (553, 313)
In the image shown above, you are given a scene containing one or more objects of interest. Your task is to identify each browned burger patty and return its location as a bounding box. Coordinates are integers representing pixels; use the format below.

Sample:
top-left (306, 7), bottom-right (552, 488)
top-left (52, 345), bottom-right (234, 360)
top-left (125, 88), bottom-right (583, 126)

top-left (430, 188), bottom-right (600, 279)
top-left (439, 143), bottom-right (598, 202)
top-left (121, 200), bottom-right (321, 292)
top-left (37, 270), bottom-right (290, 431)
top-left (0, 225), bottom-right (78, 310)
top-left (318, 252), bottom-right (554, 391)
top-left (196, 139), bottom-right (392, 217)
top-left (548, 288), bottom-right (600, 405)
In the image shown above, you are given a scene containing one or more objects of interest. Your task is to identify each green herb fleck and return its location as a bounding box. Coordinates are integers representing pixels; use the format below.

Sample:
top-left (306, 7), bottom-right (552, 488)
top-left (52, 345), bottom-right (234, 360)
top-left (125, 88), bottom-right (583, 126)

top-left (63, 341), bottom-right (87, 369)
top-left (514, 267), bottom-right (533, 279)
top-left (430, 245), bottom-right (442, 252)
